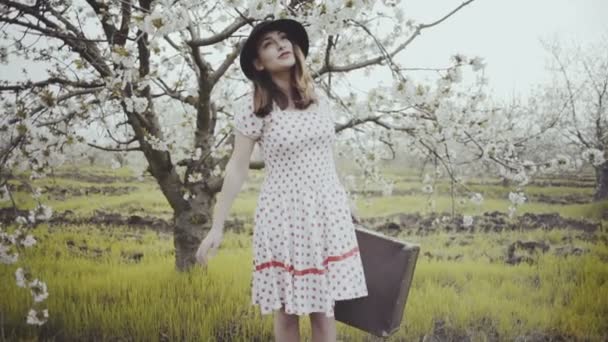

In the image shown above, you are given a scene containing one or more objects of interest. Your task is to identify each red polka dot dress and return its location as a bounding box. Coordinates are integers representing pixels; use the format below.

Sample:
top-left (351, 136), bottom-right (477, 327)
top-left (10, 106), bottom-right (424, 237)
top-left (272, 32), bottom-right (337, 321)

top-left (233, 89), bottom-right (368, 318)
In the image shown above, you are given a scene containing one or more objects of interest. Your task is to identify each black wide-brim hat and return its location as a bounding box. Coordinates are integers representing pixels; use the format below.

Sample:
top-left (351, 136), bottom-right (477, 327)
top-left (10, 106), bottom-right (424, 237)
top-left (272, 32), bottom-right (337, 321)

top-left (239, 18), bottom-right (309, 80)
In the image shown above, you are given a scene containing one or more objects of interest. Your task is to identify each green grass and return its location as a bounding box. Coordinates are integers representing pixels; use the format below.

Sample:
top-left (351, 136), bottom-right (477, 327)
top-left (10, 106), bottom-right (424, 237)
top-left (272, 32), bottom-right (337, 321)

top-left (354, 194), bottom-right (607, 221)
top-left (1, 165), bottom-right (607, 340)
top-left (0, 225), bottom-right (262, 341)
top-left (1, 224), bottom-right (607, 341)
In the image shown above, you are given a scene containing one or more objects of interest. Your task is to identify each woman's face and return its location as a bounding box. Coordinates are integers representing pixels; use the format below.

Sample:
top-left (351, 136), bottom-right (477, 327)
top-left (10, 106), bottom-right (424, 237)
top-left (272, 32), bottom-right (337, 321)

top-left (253, 30), bottom-right (296, 76)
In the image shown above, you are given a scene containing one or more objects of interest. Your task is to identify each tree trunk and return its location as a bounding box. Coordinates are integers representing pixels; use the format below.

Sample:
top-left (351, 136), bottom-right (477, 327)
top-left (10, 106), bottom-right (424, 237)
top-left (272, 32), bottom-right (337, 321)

top-left (594, 162), bottom-right (608, 201)
top-left (173, 193), bottom-right (217, 272)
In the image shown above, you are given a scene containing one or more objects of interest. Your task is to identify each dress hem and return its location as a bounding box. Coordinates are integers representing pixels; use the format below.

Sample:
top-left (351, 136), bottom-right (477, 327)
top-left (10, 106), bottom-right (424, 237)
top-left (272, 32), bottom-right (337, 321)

top-left (252, 288), bottom-right (369, 318)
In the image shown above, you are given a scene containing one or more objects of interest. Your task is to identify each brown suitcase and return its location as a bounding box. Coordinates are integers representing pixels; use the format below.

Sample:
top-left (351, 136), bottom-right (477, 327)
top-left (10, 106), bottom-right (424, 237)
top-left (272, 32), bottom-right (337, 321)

top-left (334, 224), bottom-right (420, 338)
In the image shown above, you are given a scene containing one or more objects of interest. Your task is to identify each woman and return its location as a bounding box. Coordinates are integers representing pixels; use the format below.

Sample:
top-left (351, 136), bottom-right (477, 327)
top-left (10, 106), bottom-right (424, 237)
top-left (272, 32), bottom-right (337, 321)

top-left (196, 18), bottom-right (368, 342)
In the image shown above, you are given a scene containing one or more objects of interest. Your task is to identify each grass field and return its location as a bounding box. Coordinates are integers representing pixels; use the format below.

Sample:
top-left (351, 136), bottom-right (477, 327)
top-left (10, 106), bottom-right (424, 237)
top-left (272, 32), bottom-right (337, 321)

top-left (0, 164), bottom-right (607, 341)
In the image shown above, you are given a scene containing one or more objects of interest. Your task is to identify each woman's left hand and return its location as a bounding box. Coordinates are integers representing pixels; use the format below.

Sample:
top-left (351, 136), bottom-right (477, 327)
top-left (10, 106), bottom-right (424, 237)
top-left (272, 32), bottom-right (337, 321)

top-left (349, 202), bottom-right (360, 224)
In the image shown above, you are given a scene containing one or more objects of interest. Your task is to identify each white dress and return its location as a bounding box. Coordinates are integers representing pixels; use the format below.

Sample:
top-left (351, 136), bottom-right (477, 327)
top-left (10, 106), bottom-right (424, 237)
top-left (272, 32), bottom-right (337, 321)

top-left (233, 89), bottom-right (368, 317)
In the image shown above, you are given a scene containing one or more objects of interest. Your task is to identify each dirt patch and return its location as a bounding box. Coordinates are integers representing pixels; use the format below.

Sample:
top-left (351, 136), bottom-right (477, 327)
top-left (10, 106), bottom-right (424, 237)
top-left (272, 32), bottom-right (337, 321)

top-left (8, 183), bottom-right (139, 199)
top-left (62, 239), bottom-right (112, 260)
top-left (528, 193), bottom-right (592, 204)
top-left (505, 240), bottom-right (552, 265)
top-left (466, 179), bottom-right (595, 188)
top-left (351, 188), bottom-right (419, 197)
top-left (352, 188), bottom-right (593, 205)
top-left (0, 207), bottom-right (244, 234)
top-left (1, 206), bottom-right (598, 238)
top-left (516, 212), bottom-right (598, 232)
top-left (360, 211), bottom-right (601, 265)
top-left (49, 171), bottom-right (141, 183)
top-left (360, 211), bottom-right (599, 236)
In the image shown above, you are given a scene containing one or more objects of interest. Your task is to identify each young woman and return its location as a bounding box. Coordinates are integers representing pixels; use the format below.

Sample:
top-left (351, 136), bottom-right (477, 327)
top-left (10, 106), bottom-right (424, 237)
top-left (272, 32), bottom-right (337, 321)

top-left (196, 18), bottom-right (368, 342)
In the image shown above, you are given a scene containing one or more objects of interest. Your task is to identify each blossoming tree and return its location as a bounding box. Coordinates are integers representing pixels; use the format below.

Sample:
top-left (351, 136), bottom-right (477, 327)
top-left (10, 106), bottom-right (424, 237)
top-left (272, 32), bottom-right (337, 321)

top-left (1, 0), bottom-right (582, 283)
top-left (0, 0), bottom-right (484, 273)
top-left (541, 37), bottom-right (608, 200)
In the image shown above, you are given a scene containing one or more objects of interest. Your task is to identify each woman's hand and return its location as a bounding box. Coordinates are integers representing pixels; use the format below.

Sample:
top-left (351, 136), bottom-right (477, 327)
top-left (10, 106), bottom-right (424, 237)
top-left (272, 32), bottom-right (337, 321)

top-left (349, 201), bottom-right (361, 224)
top-left (195, 227), bottom-right (224, 267)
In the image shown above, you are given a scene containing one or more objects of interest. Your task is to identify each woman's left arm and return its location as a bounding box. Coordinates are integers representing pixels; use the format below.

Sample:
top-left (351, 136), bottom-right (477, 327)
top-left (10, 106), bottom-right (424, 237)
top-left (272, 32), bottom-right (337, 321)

top-left (348, 199), bottom-right (360, 224)
top-left (332, 145), bottom-right (360, 224)
top-left (324, 91), bottom-right (360, 225)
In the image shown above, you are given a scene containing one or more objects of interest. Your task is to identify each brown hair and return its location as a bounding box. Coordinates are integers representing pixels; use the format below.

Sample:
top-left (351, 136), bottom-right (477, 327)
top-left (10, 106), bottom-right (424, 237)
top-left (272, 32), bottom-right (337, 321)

top-left (249, 36), bottom-right (318, 117)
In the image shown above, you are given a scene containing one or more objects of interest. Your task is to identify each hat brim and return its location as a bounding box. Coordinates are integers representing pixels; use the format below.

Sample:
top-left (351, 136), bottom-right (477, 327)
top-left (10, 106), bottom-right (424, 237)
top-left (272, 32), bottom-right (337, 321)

top-left (240, 19), bottom-right (309, 80)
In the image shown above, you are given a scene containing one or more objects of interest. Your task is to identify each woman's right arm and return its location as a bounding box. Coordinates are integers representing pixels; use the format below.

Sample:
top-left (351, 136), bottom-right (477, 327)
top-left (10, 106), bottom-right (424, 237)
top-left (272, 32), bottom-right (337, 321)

top-left (195, 131), bottom-right (258, 266)
top-left (209, 130), bottom-right (257, 232)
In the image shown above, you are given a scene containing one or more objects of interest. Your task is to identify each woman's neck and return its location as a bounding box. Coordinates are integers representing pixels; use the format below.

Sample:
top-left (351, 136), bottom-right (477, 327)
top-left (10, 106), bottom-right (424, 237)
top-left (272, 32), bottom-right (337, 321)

top-left (271, 71), bottom-right (293, 103)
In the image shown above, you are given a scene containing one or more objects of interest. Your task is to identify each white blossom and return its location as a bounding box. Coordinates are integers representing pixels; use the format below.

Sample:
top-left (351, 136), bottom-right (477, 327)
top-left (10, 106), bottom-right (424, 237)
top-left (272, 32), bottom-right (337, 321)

top-left (26, 308), bottom-right (48, 326)
top-left (470, 193), bottom-right (484, 206)
top-left (145, 133), bottom-right (169, 152)
top-left (538, 161), bottom-right (556, 174)
top-left (188, 172), bottom-right (203, 183)
top-left (124, 97), bottom-right (134, 112)
top-left (511, 171), bottom-right (530, 186)
top-left (381, 181), bottom-right (394, 196)
top-left (139, 4), bottom-right (190, 36)
top-left (469, 56), bottom-right (486, 71)
top-left (15, 0), bottom-right (36, 6)
top-left (0, 185), bottom-right (9, 201)
top-left (451, 53), bottom-right (468, 65)
top-left (522, 160), bottom-right (537, 174)
top-left (554, 154), bottom-right (571, 169)
top-left (15, 216), bottom-right (28, 226)
top-left (32, 187), bottom-right (42, 199)
top-left (211, 144), bottom-right (232, 160)
top-left (29, 279), bottom-right (49, 303)
top-left (132, 97), bottom-right (148, 114)
top-left (581, 148), bottom-right (605, 166)
top-left (0, 243), bottom-right (18, 264)
top-left (28, 204), bottom-right (53, 222)
top-left (192, 146), bottom-right (203, 160)
top-left (508, 191), bottom-right (526, 205)
top-left (447, 66), bottom-right (463, 83)
top-left (15, 267), bottom-right (28, 288)
top-left (21, 234), bottom-right (37, 248)
top-left (462, 215), bottom-right (474, 227)
top-left (392, 78), bottom-right (416, 100)
top-left (110, 158), bottom-right (121, 170)
top-left (7, 228), bottom-right (19, 244)
top-left (421, 184), bottom-right (433, 194)
top-left (483, 142), bottom-right (497, 159)
top-left (507, 205), bottom-right (517, 218)
top-left (111, 48), bottom-right (135, 69)
top-left (211, 165), bottom-right (222, 177)
top-left (29, 170), bottom-right (43, 180)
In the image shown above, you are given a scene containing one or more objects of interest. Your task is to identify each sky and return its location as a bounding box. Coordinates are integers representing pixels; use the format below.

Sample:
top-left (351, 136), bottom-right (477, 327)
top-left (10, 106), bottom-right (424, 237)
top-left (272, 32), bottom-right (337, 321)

top-left (1, 0), bottom-right (607, 104)
top-left (392, 0), bottom-right (608, 102)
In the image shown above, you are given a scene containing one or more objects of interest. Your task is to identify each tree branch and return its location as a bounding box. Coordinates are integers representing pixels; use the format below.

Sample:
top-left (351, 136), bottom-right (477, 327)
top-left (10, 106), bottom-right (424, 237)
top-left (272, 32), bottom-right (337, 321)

top-left (211, 39), bottom-right (245, 85)
top-left (86, 142), bottom-right (142, 152)
top-left (314, 0), bottom-right (475, 76)
top-left (188, 16), bottom-right (250, 46)
top-left (0, 77), bottom-right (104, 92)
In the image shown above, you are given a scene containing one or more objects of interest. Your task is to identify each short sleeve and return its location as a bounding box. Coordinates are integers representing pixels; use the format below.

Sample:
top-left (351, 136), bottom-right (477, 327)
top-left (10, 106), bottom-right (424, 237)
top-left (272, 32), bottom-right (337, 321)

top-left (233, 98), bottom-right (264, 141)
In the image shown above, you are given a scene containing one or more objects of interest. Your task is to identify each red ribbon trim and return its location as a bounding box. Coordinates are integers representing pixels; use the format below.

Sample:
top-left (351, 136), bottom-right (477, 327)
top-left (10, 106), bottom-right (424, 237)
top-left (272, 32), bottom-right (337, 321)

top-left (254, 246), bottom-right (360, 276)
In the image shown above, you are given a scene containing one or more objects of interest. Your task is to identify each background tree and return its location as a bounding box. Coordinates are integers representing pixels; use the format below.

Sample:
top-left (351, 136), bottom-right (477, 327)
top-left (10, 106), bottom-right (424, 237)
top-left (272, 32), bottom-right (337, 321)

top-left (539, 36), bottom-right (608, 200)
top-left (2, 0), bottom-right (546, 273)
